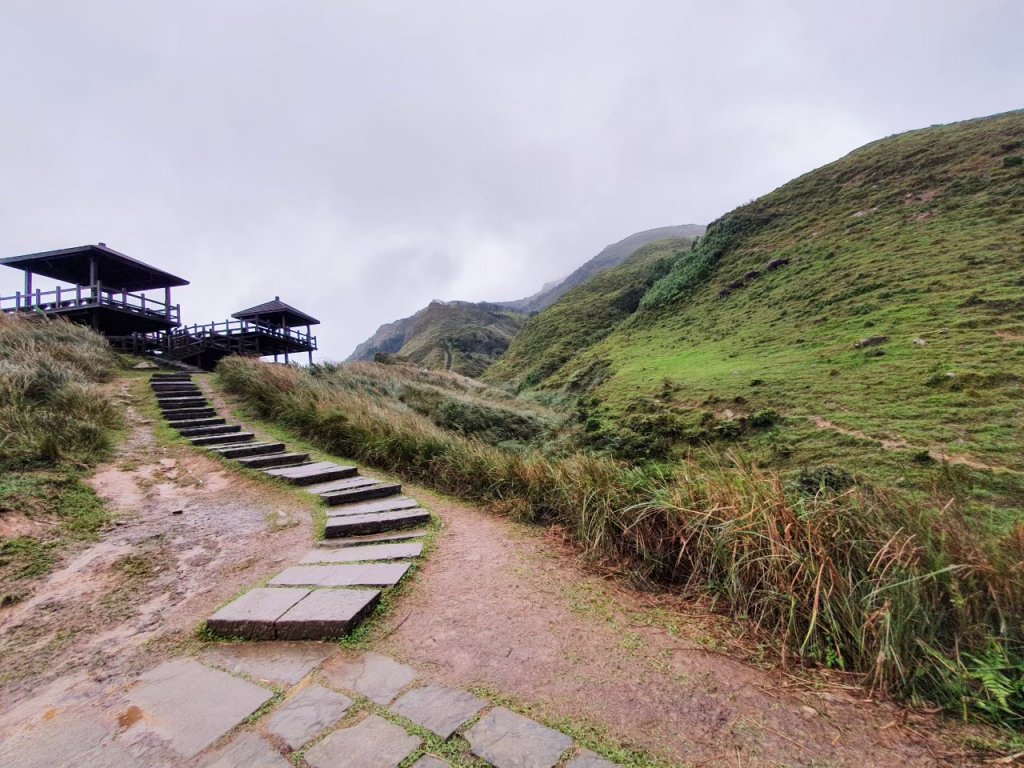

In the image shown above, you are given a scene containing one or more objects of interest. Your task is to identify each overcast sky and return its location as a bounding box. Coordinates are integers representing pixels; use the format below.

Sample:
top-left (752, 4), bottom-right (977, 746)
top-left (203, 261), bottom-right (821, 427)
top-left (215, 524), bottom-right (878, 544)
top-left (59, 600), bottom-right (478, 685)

top-left (1, 1), bottom-right (1021, 359)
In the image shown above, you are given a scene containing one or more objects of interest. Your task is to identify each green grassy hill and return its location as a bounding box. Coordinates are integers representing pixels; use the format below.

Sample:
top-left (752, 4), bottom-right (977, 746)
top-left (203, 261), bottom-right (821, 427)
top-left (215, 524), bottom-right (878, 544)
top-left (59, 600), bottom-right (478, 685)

top-left (496, 110), bottom-right (1024, 528)
top-left (483, 237), bottom-right (693, 390)
top-left (499, 224), bottom-right (705, 313)
top-left (346, 300), bottom-right (527, 377)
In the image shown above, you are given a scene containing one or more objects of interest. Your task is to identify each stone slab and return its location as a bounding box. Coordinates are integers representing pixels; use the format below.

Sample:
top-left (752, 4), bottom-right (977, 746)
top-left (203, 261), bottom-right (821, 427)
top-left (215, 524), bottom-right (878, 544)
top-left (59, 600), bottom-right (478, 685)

top-left (193, 432), bottom-right (255, 446)
top-left (264, 461), bottom-right (358, 485)
top-left (391, 684), bottom-right (487, 739)
top-left (317, 528), bottom-right (429, 546)
top-left (300, 542), bottom-right (423, 563)
top-left (200, 641), bottom-right (335, 686)
top-left (270, 563), bottom-right (410, 588)
top-left (321, 483), bottom-right (402, 506)
top-left (216, 441), bottom-right (286, 458)
top-left (566, 750), bottom-right (622, 767)
top-left (123, 659), bottom-right (273, 758)
top-left (324, 496), bottom-right (420, 517)
top-left (238, 451), bottom-right (309, 468)
top-left (0, 716), bottom-right (138, 768)
top-left (322, 651), bottom-right (417, 705)
top-left (324, 509), bottom-right (431, 538)
top-left (199, 731), bottom-right (292, 768)
top-left (412, 757), bottom-right (450, 768)
top-left (178, 424), bottom-right (241, 437)
top-left (207, 587), bottom-right (310, 639)
top-left (304, 476), bottom-right (381, 494)
top-left (304, 713), bottom-right (421, 768)
top-left (274, 587), bottom-right (381, 640)
top-left (265, 684), bottom-right (353, 750)
top-left (465, 708), bottom-right (572, 768)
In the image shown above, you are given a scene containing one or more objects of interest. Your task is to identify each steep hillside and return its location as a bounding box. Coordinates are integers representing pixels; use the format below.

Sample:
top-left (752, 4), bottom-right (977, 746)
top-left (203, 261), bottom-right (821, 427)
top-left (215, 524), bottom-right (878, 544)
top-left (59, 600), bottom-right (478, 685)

top-left (501, 224), bottom-right (705, 313)
top-left (484, 238), bottom-right (692, 390)
top-left (346, 300), bottom-right (527, 377)
top-left (513, 111), bottom-right (1024, 523)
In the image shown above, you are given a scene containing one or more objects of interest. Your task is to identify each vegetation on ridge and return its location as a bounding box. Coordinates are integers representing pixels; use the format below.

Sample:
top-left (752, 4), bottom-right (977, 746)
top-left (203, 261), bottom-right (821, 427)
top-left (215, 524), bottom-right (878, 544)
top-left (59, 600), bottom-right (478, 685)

top-left (0, 314), bottom-right (121, 603)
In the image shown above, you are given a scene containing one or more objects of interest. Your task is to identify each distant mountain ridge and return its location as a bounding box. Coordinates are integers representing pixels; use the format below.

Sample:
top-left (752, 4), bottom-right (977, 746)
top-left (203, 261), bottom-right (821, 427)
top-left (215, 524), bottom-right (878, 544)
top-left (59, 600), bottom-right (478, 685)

top-left (344, 300), bottom-right (527, 377)
top-left (498, 224), bottom-right (706, 313)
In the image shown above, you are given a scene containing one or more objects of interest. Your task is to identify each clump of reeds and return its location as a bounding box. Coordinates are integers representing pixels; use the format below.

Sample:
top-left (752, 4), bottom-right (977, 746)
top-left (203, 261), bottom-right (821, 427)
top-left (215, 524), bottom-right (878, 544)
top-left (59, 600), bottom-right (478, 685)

top-left (218, 355), bottom-right (1023, 725)
top-left (0, 313), bottom-right (121, 467)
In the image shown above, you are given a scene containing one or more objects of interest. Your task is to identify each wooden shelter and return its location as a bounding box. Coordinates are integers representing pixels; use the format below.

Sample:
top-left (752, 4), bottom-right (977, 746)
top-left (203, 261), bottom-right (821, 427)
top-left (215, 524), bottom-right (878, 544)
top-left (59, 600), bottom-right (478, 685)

top-left (0, 243), bottom-right (186, 343)
top-left (162, 296), bottom-right (319, 369)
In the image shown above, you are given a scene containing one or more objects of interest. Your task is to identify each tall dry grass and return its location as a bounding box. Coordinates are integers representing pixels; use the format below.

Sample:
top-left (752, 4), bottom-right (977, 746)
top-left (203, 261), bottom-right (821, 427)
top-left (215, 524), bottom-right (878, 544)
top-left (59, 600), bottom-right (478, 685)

top-left (219, 356), bottom-right (1023, 725)
top-left (0, 313), bottom-right (121, 467)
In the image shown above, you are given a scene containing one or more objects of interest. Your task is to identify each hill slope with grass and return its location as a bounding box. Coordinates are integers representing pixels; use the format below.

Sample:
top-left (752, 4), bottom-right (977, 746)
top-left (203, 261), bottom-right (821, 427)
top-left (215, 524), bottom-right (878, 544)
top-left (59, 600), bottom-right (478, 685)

top-left (508, 110), bottom-right (1024, 519)
top-left (483, 237), bottom-right (694, 390)
top-left (500, 224), bottom-right (706, 313)
top-left (346, 300), bottom-right (527, 377)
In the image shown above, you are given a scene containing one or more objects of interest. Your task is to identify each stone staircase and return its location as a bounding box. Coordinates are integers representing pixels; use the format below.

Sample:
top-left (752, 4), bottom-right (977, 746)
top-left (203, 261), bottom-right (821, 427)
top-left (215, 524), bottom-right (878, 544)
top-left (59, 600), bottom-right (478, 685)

top-left (151, 373), bottom-right (430, 640)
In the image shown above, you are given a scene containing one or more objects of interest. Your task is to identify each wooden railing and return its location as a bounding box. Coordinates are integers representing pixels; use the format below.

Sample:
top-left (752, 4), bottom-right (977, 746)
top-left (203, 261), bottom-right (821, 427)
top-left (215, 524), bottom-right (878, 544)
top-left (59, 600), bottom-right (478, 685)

top-left (0, 283), bottom-right (180, 324)
top-left (166, 319), bottom-right (317, 350)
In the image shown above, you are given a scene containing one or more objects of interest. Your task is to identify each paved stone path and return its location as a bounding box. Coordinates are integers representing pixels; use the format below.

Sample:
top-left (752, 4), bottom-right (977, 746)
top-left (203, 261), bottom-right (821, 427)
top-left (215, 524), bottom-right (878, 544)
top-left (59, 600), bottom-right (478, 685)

top-left (151, 373), bottom-right (430, 642)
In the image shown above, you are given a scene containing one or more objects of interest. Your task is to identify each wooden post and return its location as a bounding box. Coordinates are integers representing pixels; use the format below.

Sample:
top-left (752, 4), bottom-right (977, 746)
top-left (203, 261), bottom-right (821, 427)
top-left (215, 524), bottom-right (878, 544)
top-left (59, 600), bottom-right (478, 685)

top-left (89, 257), bottom-right (97, 302)
top-left (307, 325), bottom-right (312, 365)
top-left (24, 271), bottom-right (32, 302)
top-left (15, 291), bottom-right (21, 309)
top-left (56, 285), bottom-right (62, 307)
top-left (141, 294), bottom-right (146, 313)
top-left (35, 288), bottom-right (41, 309)
top-left (164, 287), bottom-right (171, 320)
top-left (76, 284), bottom-right (82, 305)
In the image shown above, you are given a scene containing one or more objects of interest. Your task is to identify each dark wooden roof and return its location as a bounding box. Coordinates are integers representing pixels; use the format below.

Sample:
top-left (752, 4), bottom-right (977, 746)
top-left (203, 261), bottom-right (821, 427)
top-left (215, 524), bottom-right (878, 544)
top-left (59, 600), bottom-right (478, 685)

top-left (0, 243), bottom-right (189, 291)
top-left (232, 297), bottom-right (320, 327)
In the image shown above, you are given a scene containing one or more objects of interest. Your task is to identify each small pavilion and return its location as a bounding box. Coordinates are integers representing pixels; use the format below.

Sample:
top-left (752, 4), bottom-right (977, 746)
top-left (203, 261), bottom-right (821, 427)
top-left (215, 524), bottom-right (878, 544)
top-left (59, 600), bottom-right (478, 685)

top-left (0, 243), bottom-right (187, 342)
top-left (232, 297), bottom-right (320, 364)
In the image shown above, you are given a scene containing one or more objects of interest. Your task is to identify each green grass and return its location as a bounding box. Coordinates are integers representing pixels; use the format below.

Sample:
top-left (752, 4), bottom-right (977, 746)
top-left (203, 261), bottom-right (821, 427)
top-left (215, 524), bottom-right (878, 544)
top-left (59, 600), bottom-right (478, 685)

top-left (0, 313), bottom-right (122, 595)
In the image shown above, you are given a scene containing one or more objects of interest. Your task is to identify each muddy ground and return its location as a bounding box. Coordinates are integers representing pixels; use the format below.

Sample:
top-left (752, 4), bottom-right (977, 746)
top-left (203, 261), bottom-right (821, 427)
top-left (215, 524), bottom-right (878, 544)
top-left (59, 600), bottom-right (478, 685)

top-left (0, 376), bottom-right (996, 767)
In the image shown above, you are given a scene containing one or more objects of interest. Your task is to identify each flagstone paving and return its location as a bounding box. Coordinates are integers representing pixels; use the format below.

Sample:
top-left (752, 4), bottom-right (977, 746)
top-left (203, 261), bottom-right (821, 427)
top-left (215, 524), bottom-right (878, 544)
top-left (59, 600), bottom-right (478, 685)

top-left (322, 651), bottom-right (419, 705)
top-left (303, 713), bottom-right (422, 768)
top-left (465, 707), bottom-right (574, 768)
top-left (121, 658), bottom-right (273, 759)
top-left (264, 684), bottom-right (353, 750)
top-left (199, 732), bottom-right (293, 768)
top-left (391, 683), bottom-right (488, 739)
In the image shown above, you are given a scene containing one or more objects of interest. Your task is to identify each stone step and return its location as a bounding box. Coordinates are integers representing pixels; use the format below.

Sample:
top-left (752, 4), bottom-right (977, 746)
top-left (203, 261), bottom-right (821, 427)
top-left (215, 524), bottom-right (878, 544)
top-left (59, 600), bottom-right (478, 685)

top-left (206, 587), bottom-right (380, 641)
top-left (317, 528), bottom-right (430, 547)
top-left (324, 496), bottom-right (420, 518)
top-left (192, 432), bottom-right (255, 446)
top-left (302, 476), bottom-right (381, 495)
top-left (178, 423), bottom-right (242, 437)
top-left (262, 461), bottom-right (358, 486)
top-left (300, 542), bottom-right (423, 564)
top-left (324, 508), bottom-right (430, 538)
top-left (269, 562), bottom-right (411, 588)
top-left (166, 416), bottom-right (227, 429)
top-left (161, 407), bottom-right (217, 420)
top-left (151, 374), bottom-right (193, 381)
top-left (236, 451), bottom-right (311, 469)
top-left (215, 441), bottom-right (287, 459)
top-left (151, 384), bottom-right (202, 394)
top-left (159, 397), bottom-right (209, 409)
top-left (321, 482), bottom-right (402, 507)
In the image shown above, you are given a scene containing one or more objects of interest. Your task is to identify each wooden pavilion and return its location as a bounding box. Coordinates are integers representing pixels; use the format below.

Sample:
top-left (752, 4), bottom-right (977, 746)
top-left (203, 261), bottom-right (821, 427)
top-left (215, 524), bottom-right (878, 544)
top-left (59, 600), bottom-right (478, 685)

top-left (162, 296), bottom-right (319, 369)
top-left (0, 243), bottom-right (186, 346)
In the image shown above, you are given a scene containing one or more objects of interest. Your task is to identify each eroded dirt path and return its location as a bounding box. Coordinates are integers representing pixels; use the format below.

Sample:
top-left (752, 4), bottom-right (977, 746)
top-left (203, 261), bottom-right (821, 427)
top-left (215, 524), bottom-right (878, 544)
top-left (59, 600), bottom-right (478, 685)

top-left (0, 376), bottom-right (317, 735)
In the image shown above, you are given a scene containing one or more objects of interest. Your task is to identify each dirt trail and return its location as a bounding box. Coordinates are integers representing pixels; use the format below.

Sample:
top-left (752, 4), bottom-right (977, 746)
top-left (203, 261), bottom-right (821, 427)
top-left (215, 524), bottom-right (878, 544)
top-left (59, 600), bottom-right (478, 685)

top-left (809, 416), bottom-right (1017, 474)
top-left (0, 377), bottom-right (317, 731)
